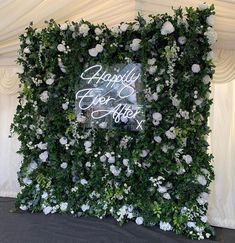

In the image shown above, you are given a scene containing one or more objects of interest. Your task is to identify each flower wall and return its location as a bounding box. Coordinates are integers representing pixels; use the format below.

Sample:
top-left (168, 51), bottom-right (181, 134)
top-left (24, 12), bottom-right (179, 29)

top-left (12, 4), bottom-right (216, 240)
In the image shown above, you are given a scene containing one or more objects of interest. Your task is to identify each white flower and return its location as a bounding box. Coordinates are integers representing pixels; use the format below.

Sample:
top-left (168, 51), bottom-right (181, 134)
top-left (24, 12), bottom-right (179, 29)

top-left (43, 206), bottom-right (52, 215)
top-left (183, 155), bottom-right (192, 164)
top-left (172, 95), bottom-right (181, 107)
top-left (197, 175), bottom-right (207, 186)
top-left (148, 58), bottom-right (156, 65)
top-left (163, 193), bottom-right (171, 200)
top-left (130, 38), bottom-right (141, 51)
top-left (41, 192), bottom-right (48, 199)
top-left (152, 92), bottom-right (158, 101)
top-left (59, 136), bottom-right (68, 145)
top-left (20, 205), bottom-right (28, 211)
top-left (57, 44), bottom-right (66, 52)
top-left (165, 127), bottom-right (176, 139)
top-left (23, 177), bottom-right (32, 185)
top-left (111, 26), bottom-right (120, 34)
top-left (60, 162), bottom-right (68, 169)
top-left (99, 122), bottom-right (107, 129)
top-left (95, 44), bottom-right (103, 53)
top-left (201, 216), bottom-right (208, 223)
top-left (160, 221), bottom-right (173, 231)
top-left (120, 23), bottom-right (128, 32)
top-left (178, 36), bottom-right (187, 45)
top-left (195, 98), bottom-right (203, 106)
top-left (191, 64), bottom-right (201, 73)
top-left (203, 75), bottom-right (211, 84)
top-left (206, 15), bottom-right (215, 26)
top-left (38, 142), bottom-right (47, 150)
top-left (132, 22), bottom-right (140, 31)
top-left (152, 112), bottom-right (162, 121)
top-left (23, 47), bottom-right (30, 54)
top-left (81, 204), bottom-right (90, 212)
top-left (198, 3), bottom-right (209, 11)
top-left (122, 159), bottom-right (129, 166)
top-left (108, 156), bottom-right (115, 163)
top-left (80, 179), bottom-right (88, 185)
top-left (157, 186), bottom-right (167, 193)
top-left (40, 91), bottom-right (49, 102)
top-left (28, 161), bottom-right (38, 173)
top-left (161, 21), bottom-right (175, 35)
top-left (95, 27), bottom-right (102, 35)
top-left (197, 192), bottom-right (208, 205)
top-left (45, 78), bottom-right (54, 85)
top-left (100, 155), bottom-right (107, 162)
top-left (135, 217), bottom-right (144, 225)
top-left (60, 23), bottom-right (68, 31)
top-left (39, 151), bottom-right (48, 162)
top-left (84, 141), bottom-right (92, 148)
top-left (140, 150), bottom-right (148, 158)
top-left (79, 24), bottom-right (90, 36)
top-left (110, 165), bottom-right (121, 176)
top-left (69, 25), bottom-right (75, 31)
top-left (60, 202), bottom-right (68, 212)
top-left (207, 51), bottom-right (214, 61)
top-left (154, 136), bottom-right (162, 143)
top-left (85, 161), bottom-right (91, 167)
top-left (88, 48), bottom-right (98, 57)
top-left (187, 221), bottom-right (196, 228)
top-left (205, 28), bottom-right (217, 45)
top-left (62, 102), bottom-right (69, 110)
top-left (148, 65), bottom-right (157, 75)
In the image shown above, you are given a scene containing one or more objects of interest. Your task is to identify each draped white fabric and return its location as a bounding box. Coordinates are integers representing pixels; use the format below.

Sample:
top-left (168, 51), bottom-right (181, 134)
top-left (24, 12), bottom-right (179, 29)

top-left (0, 0), bottom-right (235, 230)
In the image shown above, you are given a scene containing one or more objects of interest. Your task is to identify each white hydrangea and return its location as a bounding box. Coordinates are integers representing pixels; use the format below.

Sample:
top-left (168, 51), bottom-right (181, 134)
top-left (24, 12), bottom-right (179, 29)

top-left (204, 28), bottom-right (217, 45)
top-left (60, 162), bottom-right (68, 169)
top-left (40, 91), bottom-right (49, 102)
top-left (191, 64), bottom-right (201, 73)
top-left (39, 151), bottom-right (48, 162)
top-left (60, 202), bottom-right (68, 212)
top-left (130, 38), bottom-right (141, 51)
top-left (197, 175), bottom-right (207, 186)
top-left (161, 21), bottom-right (175, 35)
top-left (160, 221), bottom-right (173, 231)
top-left (135, 217), bottom-right (144, 225)
top-left (79, 24), bottom-right (90, 37)
top-left (206, 15), bottom-right (215, 26)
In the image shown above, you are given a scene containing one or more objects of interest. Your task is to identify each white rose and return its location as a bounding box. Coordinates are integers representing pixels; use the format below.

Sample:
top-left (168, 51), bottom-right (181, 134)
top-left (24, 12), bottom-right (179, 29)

top-left (203, 75), bottom-right (211, 84)
top-left (183, 155), bottom-right (192, 164)
top-left (60, 202), bottom-right (68, 212)
top-left (60, 23), bottom-right (68, 31)
top-left (154, 136), bottom-right (162, 143)
top-left (28, 161), bottom-right (38, 173)
top-left (108, 156), bottom-right (115, 163)
top-left (59, 136), bottom-right (68, 145)
top-left (46, 78), bottom-right (54, 85)
top-left (206, 15), bottom-right (215, 26)
top-left (69, 25), bottom-right (75, 31)
top-left (39, 151), bottom-right (48, 162)
top-left (130, 38), bottom-right (141, 51)
top-left (84, 141), bottom-right (92, 148)
top-left (152, 112), bottom-right (162, 121)
top-left (197, 175), bottom-right (207, 186)
top-left (62, 102), bottom-right (69, 110)
top-left (120, 23), bottom-right (128, 32)
top-left (57, 44), bottom-right (66, 52)
top-left (60, 162), bottom-right (68, 169)
top-left (100, 155), bottom-right (107, 162)
top-left (40, 91), bottom-right (49, 102)
top-left (148, 65), bottom-right (157, 75)
top-left (148, 58), bottom-right (156, 65)
top-left (88, 48), bottom-right (98, 57)
top-left (95, 44), bottom-right (103, 53)
top-left (23, 47), bottom-right (30, 54)
top-left (79, 24), bottom-right (90, 36)
top-left (110, 165), bottom-right (121, 176)
top-left (132, 22), bottom-right (140, 31)
top-left (43, 206), bottom-right (52, 215)
top-left (198, 3), bottom-right (209, 11)
top-left (135, 217), bottom-right (144, 225)
top-left (81, 204), bottom-right (90, 212)
top-left (205, 28), bottom-right (217, 45)
top-left (95, 27), bottom-right (103, 35)
top-left (191, 64), bottom-right (201, 73)
top-left (178, 36), bottom-right (187, 45)
top-left (161, 21), bottom-right (175, 35)
top-left (160, 221), bottom-right (173, 231)
top-left (80, 179), bottom-right (88, 185)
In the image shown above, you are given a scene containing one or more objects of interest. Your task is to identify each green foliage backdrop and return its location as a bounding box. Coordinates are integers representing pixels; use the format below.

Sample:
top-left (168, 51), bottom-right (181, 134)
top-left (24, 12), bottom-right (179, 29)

top-left (11, 4), bottom-right (216, 240)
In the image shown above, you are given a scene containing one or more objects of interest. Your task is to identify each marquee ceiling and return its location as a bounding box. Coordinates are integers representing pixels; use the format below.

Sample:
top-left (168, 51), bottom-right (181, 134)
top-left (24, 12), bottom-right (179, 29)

top-left (0, 0), bottom-right (234, 86)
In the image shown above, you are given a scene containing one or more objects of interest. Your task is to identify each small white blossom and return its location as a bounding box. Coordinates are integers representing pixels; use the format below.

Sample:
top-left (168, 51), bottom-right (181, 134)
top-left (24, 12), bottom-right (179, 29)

top-left (95, 27), bottom-right (103, 35)
top-left (79, 24), bottom-right (90, 37)
top-left (40, 91), bottom-right (49, 102)
top-left (62, 102), bottom-right (69, 110)
top-left (135, 217), bottom-right (144, 225)
top-left (178, 36), bottom-right (187, 45)
top-left (203, 75), bottom-right (211, 84)
top-left (23, 47), bottom-right (30, 54)
top-left (161, 21), bottom-right (175, 35)
top-left (122, 159), bottom-right (129, 166)
top-left (60, 23), bottom-right (68, 31)
top-left (110, 165), bottom-right (121, 176)
top-left (99, 122), bottom-right (107, 129)
top-left (148, 58), bottom-right (156, 65)
top-left (41, 192), bottom-right (48, 199)
top-left (60, 162), bottom-right (68, 169)
top-left (46, 78), bottom-right (54, 85)
top-left (120, 23), bottom-right (128, 32)
top-left (206, 15), bottom-right (215, 26)
top-left (191, 64), bottom-right (201, 73)
top-left (84, 141), bottom-right (92, 148)
top-left (205, 28), bottom-right (217, 45)
top-left (57, 44), bottom-right (66, 52)
top-left (154, 136), bottom-right (162, 143)
top-left (130, 38), bottom-right (141, 51)
top-left (140, 150), bottom-right (149, 158)
top-left (80, 179), bottom-right (88, 185)
top-left (160, 221), bottom-right (173, 231)
top-left (132, 22), bottom-right (140, 31)
top-left (183, 155), bottom-right (192, 164)
top-left (163, 193), bottom-right (171, 200)
top-left (23, 177), bottom-right (32, 185)
top-left (100, 155), bottom-right (107, 162)
top-left (39, 151), bottom-right (48, 162)
top-left (60, 202), bottom-right (68, 212)
top-left (43, 206), bottom-right (52, 215)
top-left (198, 3), bottom-right (209, 11)
top-left (197, 175), bottom-right (207, 186)
top-left (81, 204), bottom-right (90, 212)
top-left (59, 136), bottom-right (68, 145)
top-left (20, 205), bottom-right (28, 211)
top-left (148, 65), bottom-right (157, 75)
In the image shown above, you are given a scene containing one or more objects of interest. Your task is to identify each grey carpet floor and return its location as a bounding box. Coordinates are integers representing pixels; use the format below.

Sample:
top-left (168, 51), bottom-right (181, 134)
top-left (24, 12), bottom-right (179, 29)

top-left (0, 197), bottom-right (234, 243)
